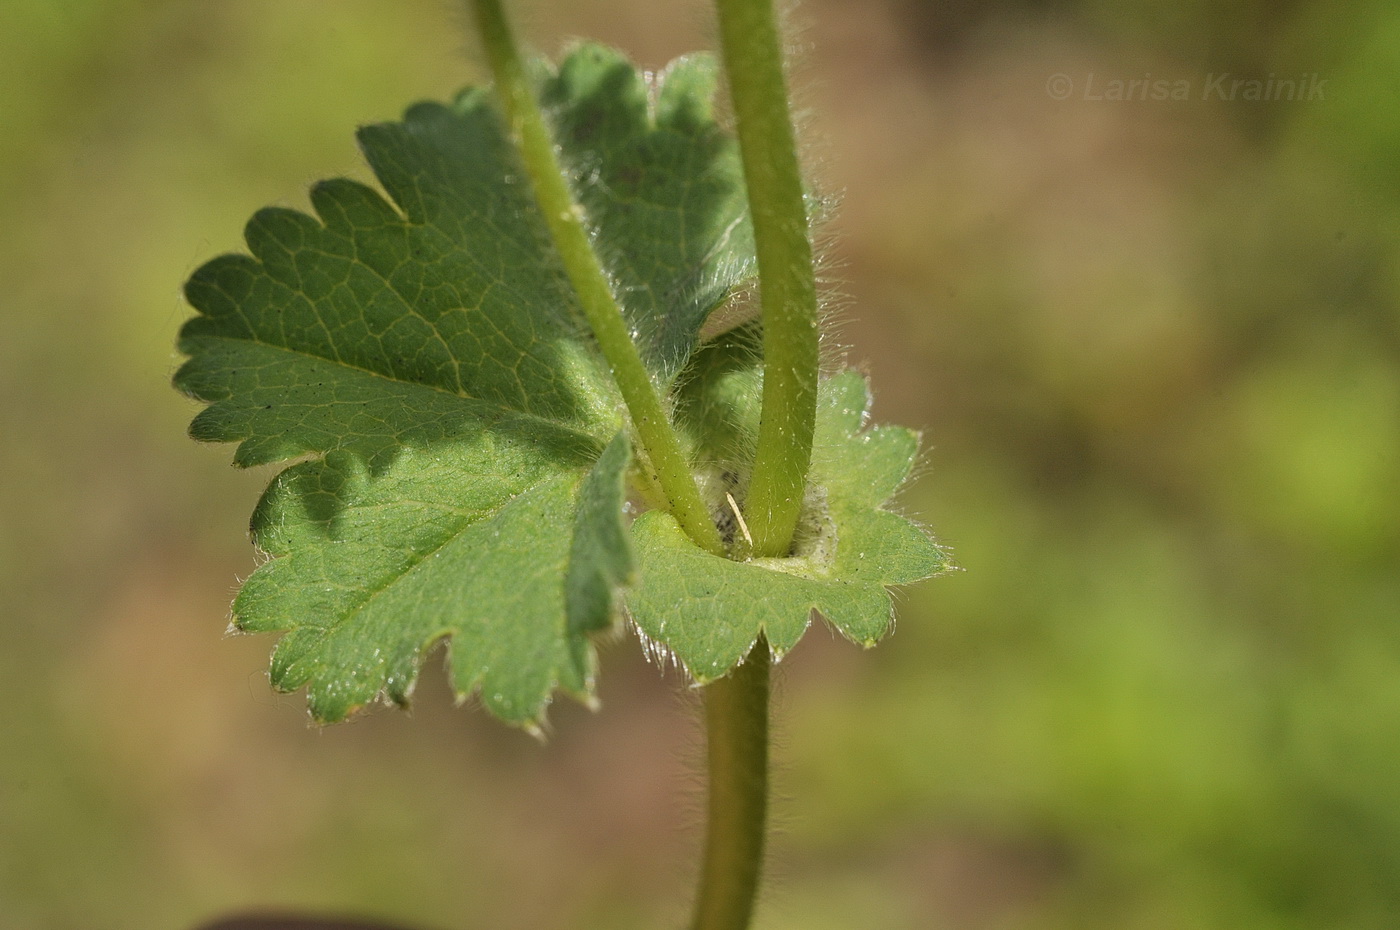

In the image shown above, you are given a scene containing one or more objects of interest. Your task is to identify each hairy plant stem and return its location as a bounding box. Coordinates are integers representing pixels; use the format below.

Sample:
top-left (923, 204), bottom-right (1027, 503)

top-left (690, 640), bottom-right (770, 930)
top-left (686, 2), bottom-right (818, 926)
top-left (715, 0), bottom-right (820, 560)
top-left (474, 4), bottom-right (805, 929)
top-left (470, 0), bottom-right (726, 558)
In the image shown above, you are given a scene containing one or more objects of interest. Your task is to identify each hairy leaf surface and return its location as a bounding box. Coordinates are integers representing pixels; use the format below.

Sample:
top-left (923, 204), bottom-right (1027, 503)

top-left (627, 335), bottom-right (948, 681)
top-left (175, 45), bottom-right (751, 724)
top-left (542, 46), bottom-right (755, 380)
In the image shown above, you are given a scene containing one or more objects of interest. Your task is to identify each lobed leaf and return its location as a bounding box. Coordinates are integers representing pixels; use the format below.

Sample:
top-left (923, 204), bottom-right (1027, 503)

top-left (626, 335), bottom-right (949, 681)
top-left (175, 45), bottom-right (750, 724)
top-left (234, 430), bottom-right (630, 724)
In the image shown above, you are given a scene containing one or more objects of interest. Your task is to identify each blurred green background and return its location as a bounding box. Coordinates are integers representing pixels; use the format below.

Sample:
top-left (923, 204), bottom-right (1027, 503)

top-left (2, 0), bottom-right (1398, 928)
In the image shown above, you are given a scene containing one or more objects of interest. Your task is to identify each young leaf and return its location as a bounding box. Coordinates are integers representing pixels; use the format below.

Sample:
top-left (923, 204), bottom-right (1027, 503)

top-left (175, 45), bottom-right (753, 725)
top-left (626, 331), bottom-right (949, 681)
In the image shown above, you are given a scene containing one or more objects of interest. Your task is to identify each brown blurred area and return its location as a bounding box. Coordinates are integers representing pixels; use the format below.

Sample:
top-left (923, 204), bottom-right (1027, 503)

top-left (2, 1), bottom-right (1398, 928)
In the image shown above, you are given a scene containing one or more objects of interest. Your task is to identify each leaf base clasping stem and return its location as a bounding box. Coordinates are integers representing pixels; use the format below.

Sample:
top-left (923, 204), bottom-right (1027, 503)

top-left (472, 2), bottom-right (805, 928)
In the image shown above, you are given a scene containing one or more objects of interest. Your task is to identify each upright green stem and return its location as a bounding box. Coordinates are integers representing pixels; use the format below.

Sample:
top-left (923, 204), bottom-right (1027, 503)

top-left (689, 2), bottom-right (816, 928)
top-left (475, 6), bottom-right (803, 930)
top-left (690, 641), bottom-right (770, 930)
top-left (470, 0), bottom-right (726, 558)
top-left (715, 0), bottom-right (820, 559)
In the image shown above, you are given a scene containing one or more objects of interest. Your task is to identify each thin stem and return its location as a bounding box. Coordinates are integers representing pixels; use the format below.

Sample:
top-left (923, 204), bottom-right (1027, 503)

top-left (690, 641), bottom-right (770, 930)
top-left (690, 2), bottom-right (814, 926)
top-left (715, 0), bottom-right (820, 558)
top-left (470, 0), bottom-right (726, 558)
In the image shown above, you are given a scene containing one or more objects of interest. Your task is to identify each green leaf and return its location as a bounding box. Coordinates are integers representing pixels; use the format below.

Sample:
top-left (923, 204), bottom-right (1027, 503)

top-left (542, 46), bottom-right (755, 381)
top-left (626, 337), bottom-right (948, 682)
top-left (174, 45), bottom-right (746, 725)
top-left (235, 430), bottom-right (630, 724)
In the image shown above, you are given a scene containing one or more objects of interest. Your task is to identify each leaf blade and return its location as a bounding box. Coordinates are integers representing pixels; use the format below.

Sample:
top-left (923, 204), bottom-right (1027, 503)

top-left (627, 366), bottom-right (948, 681)
top-left (177, 45), bottom-right (757, 724)
top-left (543, 46), bottom-right (756, 380)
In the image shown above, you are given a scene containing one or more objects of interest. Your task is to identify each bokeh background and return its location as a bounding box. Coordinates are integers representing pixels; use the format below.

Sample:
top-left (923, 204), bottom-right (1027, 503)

top-left (3, 0), bottom-right (1398, 928)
